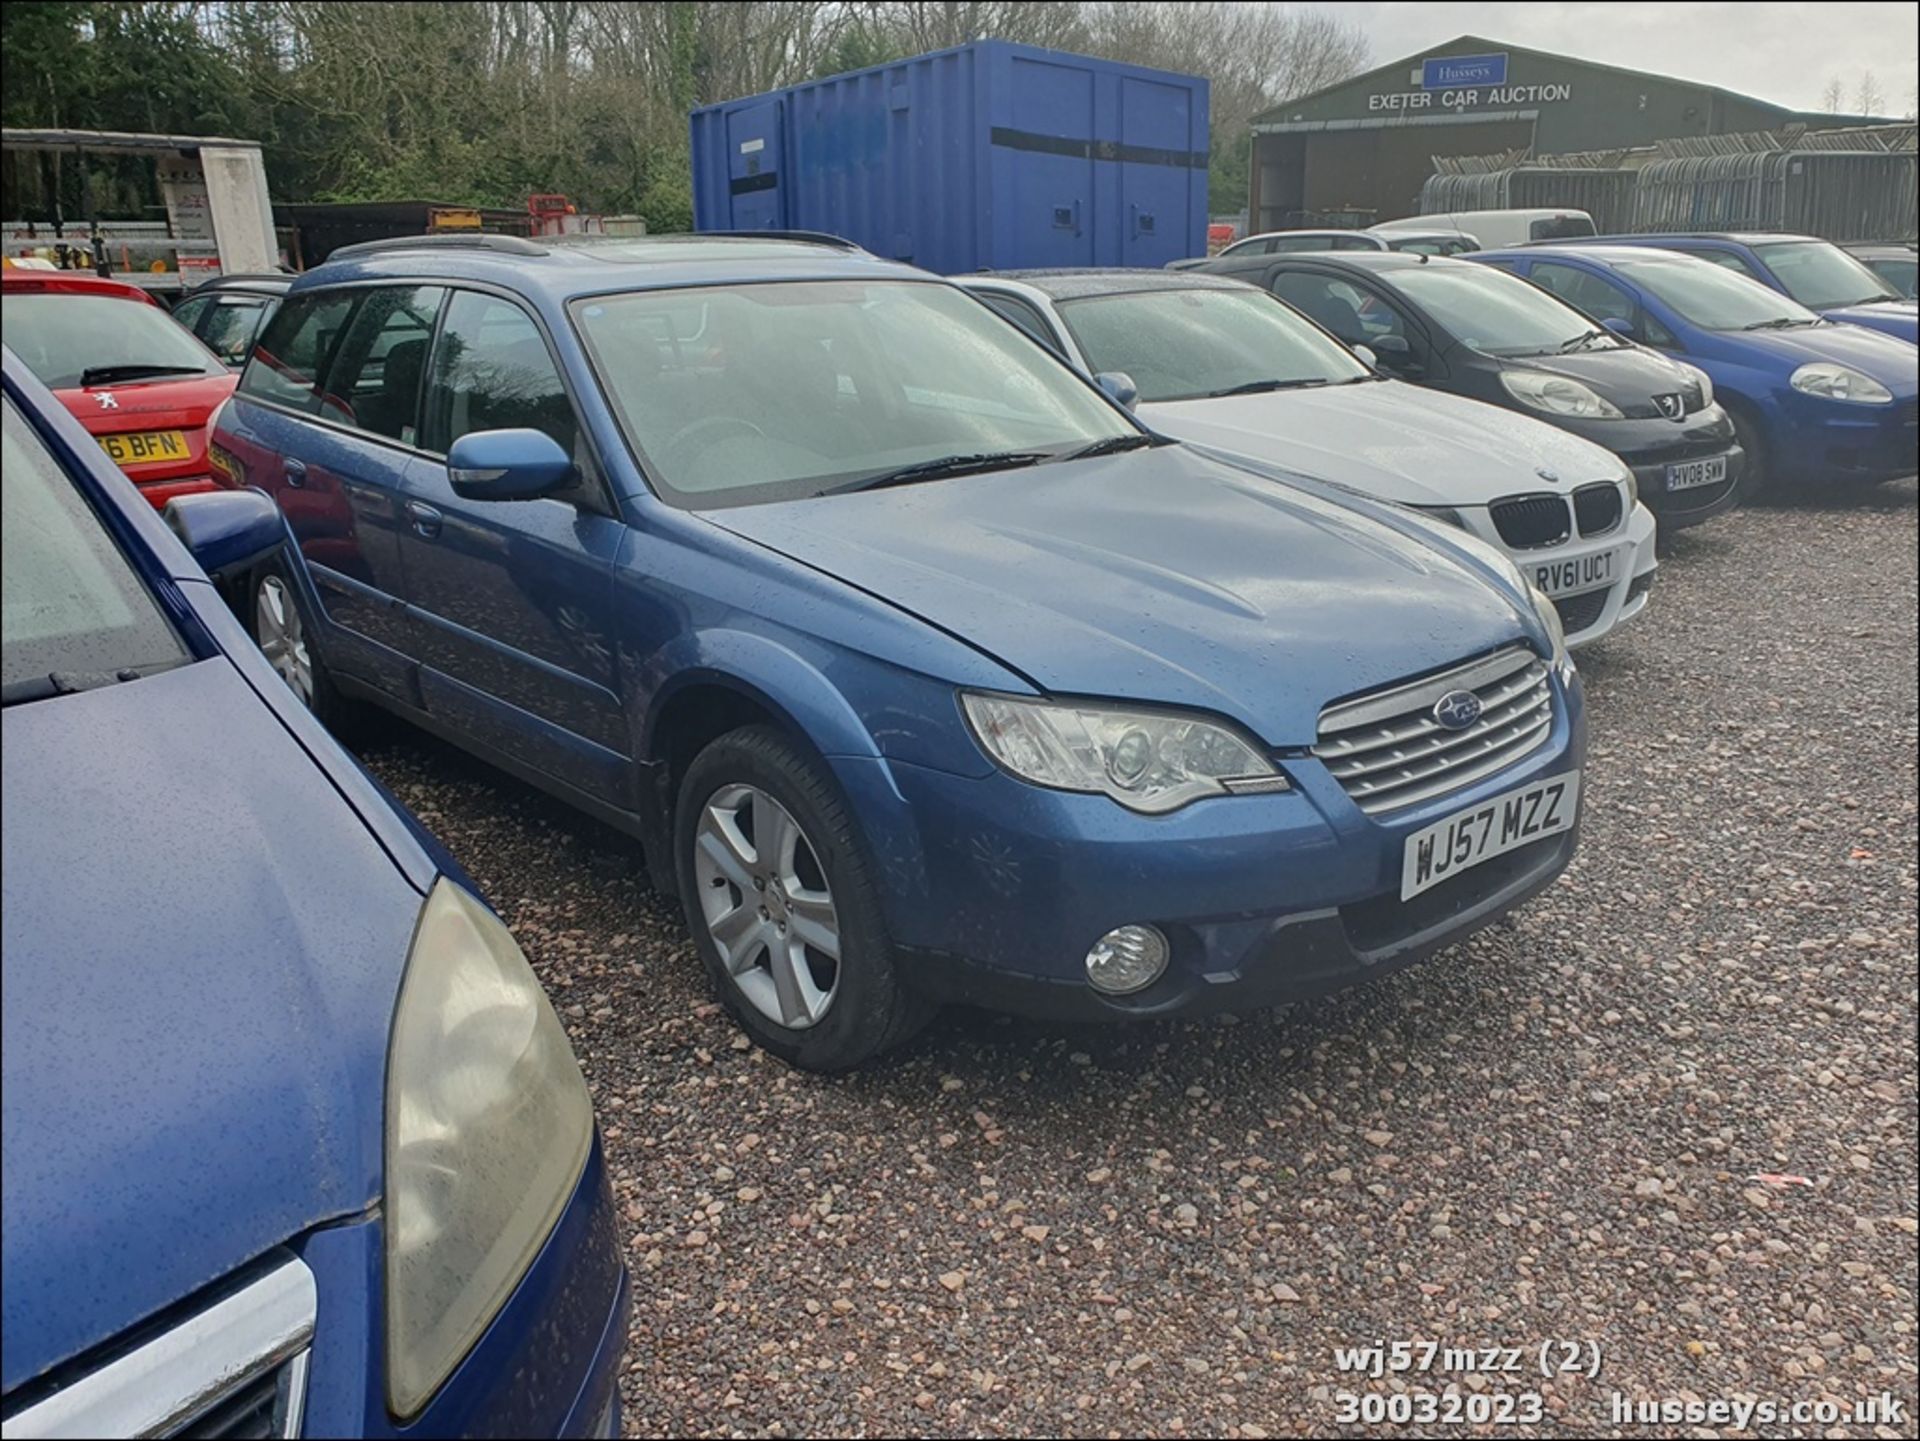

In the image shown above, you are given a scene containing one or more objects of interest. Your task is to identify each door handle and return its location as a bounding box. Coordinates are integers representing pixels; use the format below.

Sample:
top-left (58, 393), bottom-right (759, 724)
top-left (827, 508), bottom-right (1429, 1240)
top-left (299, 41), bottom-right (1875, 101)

top-left (283, 457), bottom-right (307, 487)
top-left (405, 500), bottom-right (443, 539)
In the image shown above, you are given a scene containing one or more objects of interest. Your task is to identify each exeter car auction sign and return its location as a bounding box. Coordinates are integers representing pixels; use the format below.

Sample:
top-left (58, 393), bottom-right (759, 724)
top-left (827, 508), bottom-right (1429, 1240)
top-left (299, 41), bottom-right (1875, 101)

top-left (1368, 54), bottom-right (1573, 113)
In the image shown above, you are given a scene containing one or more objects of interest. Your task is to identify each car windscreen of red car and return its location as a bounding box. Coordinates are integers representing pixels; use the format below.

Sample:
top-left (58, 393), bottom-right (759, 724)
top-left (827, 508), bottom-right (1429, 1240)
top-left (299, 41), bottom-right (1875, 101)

top-left (3, 290), bottom-right (222, 390)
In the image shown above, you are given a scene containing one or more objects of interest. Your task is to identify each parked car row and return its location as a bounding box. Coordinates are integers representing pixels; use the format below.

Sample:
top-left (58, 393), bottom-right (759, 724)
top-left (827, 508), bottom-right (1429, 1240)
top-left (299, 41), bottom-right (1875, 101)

top-left (3, 219), bottom-right (1912, 1438)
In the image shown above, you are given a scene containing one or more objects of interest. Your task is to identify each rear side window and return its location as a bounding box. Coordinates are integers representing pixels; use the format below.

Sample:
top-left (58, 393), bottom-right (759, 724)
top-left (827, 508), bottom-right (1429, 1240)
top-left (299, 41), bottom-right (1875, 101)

top-left (322, 286), bottom-right (445, 443)
top-left (170, 295), bottom-right (213, 333)
top-left (240, 291), bottom-right (357, 413)
top-left (421, 291), bottom-right (575, 456)
top-left (199, 298), bottom-right (271, 368)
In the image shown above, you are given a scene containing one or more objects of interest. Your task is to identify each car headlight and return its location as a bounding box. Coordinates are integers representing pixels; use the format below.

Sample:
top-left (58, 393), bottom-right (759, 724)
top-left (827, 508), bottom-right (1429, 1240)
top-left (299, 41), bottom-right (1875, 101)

top-left (1527, 581), bottom-right (1570, 671)
top-left (1499, 369), bottom-right (1624, 419)
top-left (386, 879), bottom-right (594, 1418)
top-left (961, 692), bottom-right (1283, 813)
top-left (1790, 362), bottom-right (1893, 405)
top-left (1619, 466), bottom-right (1639, 509)
top-left (1675, 361), bottom-right (1714, 411)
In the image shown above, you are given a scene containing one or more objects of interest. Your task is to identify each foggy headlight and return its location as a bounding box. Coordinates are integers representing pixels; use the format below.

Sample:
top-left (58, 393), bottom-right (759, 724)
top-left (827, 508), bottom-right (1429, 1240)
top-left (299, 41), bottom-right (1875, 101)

top-left (385, 880), bottom-right (594, 1418)
top-left (962, 692), bottom-right (1282, 814)
top-left (1500, 369), bottom-right (1624, 419)
top-left (1675, 361), bottom-right (1714, 411)
top-left (1790, 363), bottom-right (1893, 405)
top-left (1528, 581), bottom-right (1570, 670)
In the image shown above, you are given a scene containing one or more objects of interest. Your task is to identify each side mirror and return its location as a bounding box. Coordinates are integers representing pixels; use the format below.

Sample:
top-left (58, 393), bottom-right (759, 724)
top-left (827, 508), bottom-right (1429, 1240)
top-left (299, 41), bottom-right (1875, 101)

top-left (1351, 344), bottom-right (1379, 370)
top-left (446, 428), bottom-right (575, 500)
top-left (163, 489), bottom-right (283, 579)
top-left (1601, 316), bottom-right (1636, 338)
top-left (1367, 333), bottom-right (1420, 373)
top-left (1094, 371), bottom-right (1139, 410)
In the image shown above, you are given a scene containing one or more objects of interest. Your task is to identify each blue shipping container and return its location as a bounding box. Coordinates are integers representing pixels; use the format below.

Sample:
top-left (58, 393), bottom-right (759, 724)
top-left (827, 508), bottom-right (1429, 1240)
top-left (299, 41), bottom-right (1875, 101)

top-left (690, 40), bottom-right (1209, 273)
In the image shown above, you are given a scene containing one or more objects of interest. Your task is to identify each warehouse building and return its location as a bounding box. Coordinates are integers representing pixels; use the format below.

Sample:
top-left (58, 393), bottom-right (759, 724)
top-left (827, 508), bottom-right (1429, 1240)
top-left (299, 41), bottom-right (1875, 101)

top-left (1248, 36), bottom-right (1885, 229)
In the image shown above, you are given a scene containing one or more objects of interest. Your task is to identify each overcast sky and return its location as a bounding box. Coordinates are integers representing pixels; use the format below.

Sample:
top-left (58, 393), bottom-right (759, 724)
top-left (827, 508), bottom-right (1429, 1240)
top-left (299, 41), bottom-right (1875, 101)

top-left (1341, 1), bottom-right (1918, 116)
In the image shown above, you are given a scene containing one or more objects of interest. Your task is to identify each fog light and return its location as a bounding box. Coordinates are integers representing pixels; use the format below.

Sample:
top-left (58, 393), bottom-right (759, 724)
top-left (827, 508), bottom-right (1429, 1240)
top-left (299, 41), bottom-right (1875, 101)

top-left (1085, 924), bottom-right (1169, 995)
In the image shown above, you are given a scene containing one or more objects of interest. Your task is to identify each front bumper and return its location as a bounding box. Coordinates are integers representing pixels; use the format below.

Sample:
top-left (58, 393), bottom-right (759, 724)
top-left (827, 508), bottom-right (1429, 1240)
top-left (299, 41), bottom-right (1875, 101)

top-left (1458, 498), bottom-right (1657, 648)
top-left (1544, 404), bottom-right (1744, 529)
top-left (294, 1136), bottom-right (630, 1437)
top-left (842, 667), bottom-right (1587, 1022)
top-left (1767, 391), bottom-right (1920, 484)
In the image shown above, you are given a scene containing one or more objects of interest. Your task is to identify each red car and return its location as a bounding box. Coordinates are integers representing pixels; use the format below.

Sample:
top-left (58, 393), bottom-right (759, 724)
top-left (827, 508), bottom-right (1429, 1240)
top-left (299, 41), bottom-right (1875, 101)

top-left (2, 270), bottom-right (238, 508)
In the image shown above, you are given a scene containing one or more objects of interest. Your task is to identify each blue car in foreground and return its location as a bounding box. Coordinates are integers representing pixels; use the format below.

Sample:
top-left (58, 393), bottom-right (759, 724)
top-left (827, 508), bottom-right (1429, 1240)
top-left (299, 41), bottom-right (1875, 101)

top-left (1474, 245), bottom-right (1919, 494)
top-left (1579, 232), bottom-right (1919, 344)
top-left (212, 233), bottom-right (1586, 1072)
top-left (1, 348), bottom-right (627, 1436)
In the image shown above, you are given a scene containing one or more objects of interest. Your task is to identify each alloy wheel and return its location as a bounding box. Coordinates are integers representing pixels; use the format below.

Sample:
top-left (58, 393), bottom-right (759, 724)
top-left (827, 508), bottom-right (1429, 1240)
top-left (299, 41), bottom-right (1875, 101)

top-left (256, 574), bottom-right (314, 707)
top-left (692, 783), bottom-right (842, 1029)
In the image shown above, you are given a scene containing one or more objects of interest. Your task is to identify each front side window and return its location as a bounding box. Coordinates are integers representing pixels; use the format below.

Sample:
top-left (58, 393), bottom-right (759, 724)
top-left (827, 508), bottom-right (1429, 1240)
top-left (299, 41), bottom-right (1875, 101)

top-left (1619, 256), bottom-right (1821, 330)
top-left (2, 397), bottom-right (189, 702)
top-left (170, 295), bottom-right (214, 333)
top-left (1865, 255), bottom-right (1918, 297)
top-left (975, 293), bottom-right (1064, 355)
top-left (2, 292), bottom-right (221, 391)
top-left (1269, 271), bottom-right (1404, 346)
top-left (1388, 263), bottom-right (1626, 357)
top-left (574, 280), bottom-right (1136, 506)
top-left (324, 286), bottom-right (445, 442)
top-left (1056, 284), bottom-right (1372, 403)
top-left (240, 290), bottom-right (358, 414)
top-left (1530, 215), bottom-right (1597, 241)
top-left (1754, 240), bottom-right (1900, 309)
top-left (422, 291), bottom-right (575, 457)
top-left (1695, 250), bottom-right (1762, 280)
top-left (1530, 263), bottom-right (1637, 326)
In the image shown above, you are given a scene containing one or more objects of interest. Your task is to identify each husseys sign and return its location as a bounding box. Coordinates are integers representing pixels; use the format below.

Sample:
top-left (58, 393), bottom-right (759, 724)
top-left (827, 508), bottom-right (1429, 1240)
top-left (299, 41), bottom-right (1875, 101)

top-left (1366, 52), bottom-right (1573, 113)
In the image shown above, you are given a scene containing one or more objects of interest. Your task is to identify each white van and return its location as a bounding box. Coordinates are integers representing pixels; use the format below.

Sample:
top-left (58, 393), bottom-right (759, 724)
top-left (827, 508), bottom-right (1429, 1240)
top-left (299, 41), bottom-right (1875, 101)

top-left (1372, 208), bottom-right (1596, 250)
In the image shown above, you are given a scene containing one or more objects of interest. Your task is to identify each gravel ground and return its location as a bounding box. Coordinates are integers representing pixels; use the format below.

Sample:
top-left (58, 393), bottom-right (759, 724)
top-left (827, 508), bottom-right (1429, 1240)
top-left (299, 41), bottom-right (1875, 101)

top-left (361, 480), bottom-right (1918, 1439)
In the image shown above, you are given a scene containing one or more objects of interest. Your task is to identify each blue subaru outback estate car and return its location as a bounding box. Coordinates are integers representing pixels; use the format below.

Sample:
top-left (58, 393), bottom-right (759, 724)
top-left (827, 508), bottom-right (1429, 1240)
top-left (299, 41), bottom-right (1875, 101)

top-left (210, 233), bottom-right (1587, 1072)
top-left (1, 347), bottom-right (627, 1436)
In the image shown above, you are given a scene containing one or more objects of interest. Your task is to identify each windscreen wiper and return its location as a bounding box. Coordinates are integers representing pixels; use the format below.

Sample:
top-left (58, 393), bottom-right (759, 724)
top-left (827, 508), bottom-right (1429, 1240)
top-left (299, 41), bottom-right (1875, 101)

top-left (827, 449), bottom-right (1053, 495)
top-left (1741, 316), bottom-right (1818, 331)
top-left (1204, 378), bottom-right (1329, 398)
top-left (79, 363), bottom-right (207, 387)
top-left (1, 663), bottom-right (179, 708)
top-left (1053, 434), bottom-right (1157, 463)
top-left (1556, 328), bottom-right (1613, 352)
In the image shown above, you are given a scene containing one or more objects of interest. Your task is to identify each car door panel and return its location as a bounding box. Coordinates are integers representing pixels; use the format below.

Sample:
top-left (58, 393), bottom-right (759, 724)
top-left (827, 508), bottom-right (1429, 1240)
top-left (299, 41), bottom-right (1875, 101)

top-left (395, 287), bottom-right (629, 798)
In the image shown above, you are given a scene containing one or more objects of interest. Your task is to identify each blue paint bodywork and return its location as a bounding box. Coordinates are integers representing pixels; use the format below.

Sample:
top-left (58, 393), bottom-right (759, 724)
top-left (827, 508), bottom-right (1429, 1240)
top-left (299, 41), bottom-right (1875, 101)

top-left (213, 240), bottom-right (1587, 1026)
top-left (1, 350), bottom-right (627, 1432)
top-left (1578, 233), bottom-right (1920, 344)
top-left (1474, 246), bottom-right (1920, 486)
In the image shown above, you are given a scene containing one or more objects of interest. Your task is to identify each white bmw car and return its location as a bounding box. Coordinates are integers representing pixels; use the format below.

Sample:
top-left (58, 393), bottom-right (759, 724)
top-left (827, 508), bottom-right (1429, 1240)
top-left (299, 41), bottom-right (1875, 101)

top-left (961, 269), bottom-right (1659, 648)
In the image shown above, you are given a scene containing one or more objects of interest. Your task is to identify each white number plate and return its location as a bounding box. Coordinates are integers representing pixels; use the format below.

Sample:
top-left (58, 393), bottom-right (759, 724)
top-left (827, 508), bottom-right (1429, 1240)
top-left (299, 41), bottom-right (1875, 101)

top-left (1533, 548), bottom-right (1617, 597)
top-left (1401, 772), bottom-right (1581, 900)
top-left (1665, 454), bottom-right (1728, 491)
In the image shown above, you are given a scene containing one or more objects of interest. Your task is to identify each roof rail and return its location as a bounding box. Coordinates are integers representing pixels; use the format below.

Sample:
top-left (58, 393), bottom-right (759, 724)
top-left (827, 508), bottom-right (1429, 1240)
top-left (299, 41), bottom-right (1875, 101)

top-left (327, 233), bottom-right (549, 261)
top-left (707, 229), bottom-right (865, 251)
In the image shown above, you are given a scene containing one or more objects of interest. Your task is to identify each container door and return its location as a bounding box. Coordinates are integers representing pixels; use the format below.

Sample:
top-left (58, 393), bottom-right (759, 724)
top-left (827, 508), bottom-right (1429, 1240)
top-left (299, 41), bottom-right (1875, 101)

top-left (1002, 55), bottom-right (1096, 268)
top-left (726, 98), bottom-right (785, 230)
top-left (1116, 76), bottom-right (1201, 269)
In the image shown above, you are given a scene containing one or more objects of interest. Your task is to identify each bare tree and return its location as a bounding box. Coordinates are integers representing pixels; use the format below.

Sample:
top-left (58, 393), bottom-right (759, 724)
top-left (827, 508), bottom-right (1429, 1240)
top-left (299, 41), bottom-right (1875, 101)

top-left (1853, 70), bottom-right (1885, 115)
top-left (1820, 76), bottom-right (1845, 112)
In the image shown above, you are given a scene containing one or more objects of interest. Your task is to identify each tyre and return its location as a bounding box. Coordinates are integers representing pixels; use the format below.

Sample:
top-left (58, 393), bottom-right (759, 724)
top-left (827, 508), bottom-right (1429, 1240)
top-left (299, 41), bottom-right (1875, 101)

top-left (250, 559), bottom-right (364, 735)
top-left (673, 725), bottom-right (932, 1071)
top-left (1727, 405), bottom-right (1772, 502)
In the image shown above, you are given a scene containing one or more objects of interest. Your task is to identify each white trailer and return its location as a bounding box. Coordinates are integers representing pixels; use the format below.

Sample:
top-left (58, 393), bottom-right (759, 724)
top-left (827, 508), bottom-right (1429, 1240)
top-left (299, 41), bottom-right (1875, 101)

top-left (2, 127), bottom-right (278, 294)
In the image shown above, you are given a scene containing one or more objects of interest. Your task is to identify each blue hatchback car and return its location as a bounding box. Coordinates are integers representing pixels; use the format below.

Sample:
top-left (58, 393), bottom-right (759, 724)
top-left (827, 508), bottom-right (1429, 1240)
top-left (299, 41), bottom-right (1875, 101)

top-left (1, 349), bottom-right (628, 1436)
top-left (211, 233), bottom-right (1587, 1072)
top-left (1473, 245), bottom-right (1920, 495)
top-left (1577, 233), bottom-right (1919, 344)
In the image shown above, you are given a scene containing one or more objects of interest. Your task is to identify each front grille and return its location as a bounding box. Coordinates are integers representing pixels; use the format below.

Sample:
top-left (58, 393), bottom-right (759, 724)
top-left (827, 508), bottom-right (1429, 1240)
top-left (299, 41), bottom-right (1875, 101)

top-left (0, 1253), bottom-right (314, 1440)
top-left (1489, 493), bottom-right (1571, 549)
top-left (1553, 587), bottom-right (1611, 635)
top-left (1314, 647), bottom-right (1555, 816)
top-left (1572, 482), bottom-right (1624, 536)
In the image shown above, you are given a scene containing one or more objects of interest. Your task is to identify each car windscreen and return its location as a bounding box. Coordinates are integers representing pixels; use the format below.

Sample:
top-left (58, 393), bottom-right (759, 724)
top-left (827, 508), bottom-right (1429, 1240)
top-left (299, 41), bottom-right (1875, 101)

top-left (1865, 255), bottom-right (1918, 297)
top-left (1053, 286), bottom-right (1372, 403)
top-left (1618, 256), bottom-right (1823, 330)
top-left (573, 280), bottom-right (1136, 507)
top-left (1755, 240), bottom-right (1903, 309)
top-left (1, 293), bottom-right (220, 390)
top-left (2, 396), bottom-right (190, 704)
top-left (1387, 263), bottom-right (1624, 357)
